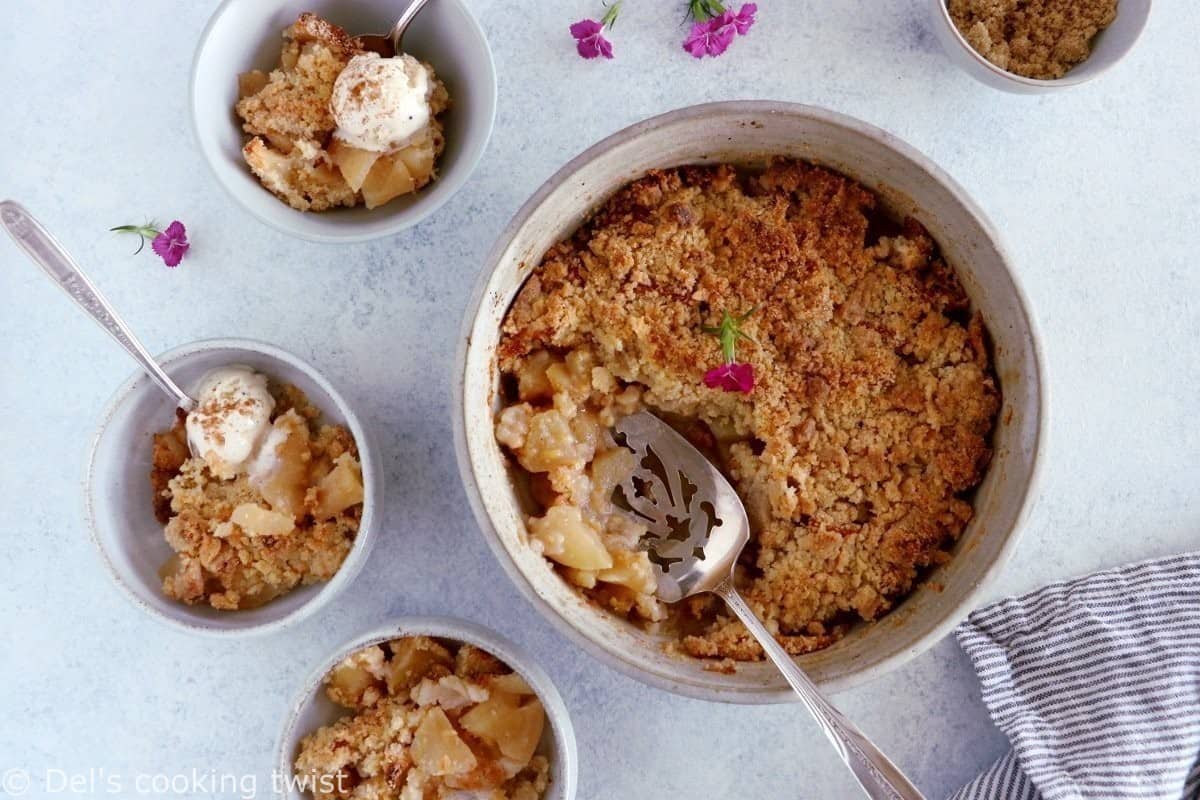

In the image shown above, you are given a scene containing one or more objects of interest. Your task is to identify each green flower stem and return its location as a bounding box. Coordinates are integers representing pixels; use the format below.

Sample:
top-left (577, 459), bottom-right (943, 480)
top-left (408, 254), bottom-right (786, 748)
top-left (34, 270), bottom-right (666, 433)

top-left (702, 307), bottom-right (757, 364)
top-left (110, 223), bottom-right (161, 255)
top-left (688, 0), bottom-right (726, 22)
top-left (601, 0), bottom-right (622, 28)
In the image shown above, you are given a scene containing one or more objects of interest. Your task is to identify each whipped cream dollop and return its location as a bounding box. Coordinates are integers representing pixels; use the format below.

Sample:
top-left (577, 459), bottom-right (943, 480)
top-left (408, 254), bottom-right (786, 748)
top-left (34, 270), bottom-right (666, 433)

top-left (330, 52), bottom-right (433, 153)
top-left (185, 366), bottom-right (275, 480)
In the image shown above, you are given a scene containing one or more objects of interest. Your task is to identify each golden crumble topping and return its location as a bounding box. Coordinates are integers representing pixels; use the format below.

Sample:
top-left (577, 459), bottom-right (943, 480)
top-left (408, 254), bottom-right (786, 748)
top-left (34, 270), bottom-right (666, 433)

top-left (295, 637), bottom-right (550, 800)
top-left (151, 383), bottom-right (364, 610)
top-left (948, 0), bottom-right (1118, 80)
top-left (236, 14), bottom-right (359, 147)
top-left (234, 13), bottom-right (450, 212)
top-left (496, 160), bottom-right (1000, 661)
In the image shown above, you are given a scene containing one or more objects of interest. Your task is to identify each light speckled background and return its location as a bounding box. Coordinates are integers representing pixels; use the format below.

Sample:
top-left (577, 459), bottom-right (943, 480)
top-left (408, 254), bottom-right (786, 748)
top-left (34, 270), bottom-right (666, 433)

top-left (1, 1), bottom-right (1197, 798)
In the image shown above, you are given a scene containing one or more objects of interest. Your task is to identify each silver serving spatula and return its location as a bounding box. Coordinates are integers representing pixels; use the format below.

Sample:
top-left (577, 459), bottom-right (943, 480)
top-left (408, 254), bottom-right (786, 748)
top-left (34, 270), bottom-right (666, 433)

top-left (613, 411), bottom-right (925, 800)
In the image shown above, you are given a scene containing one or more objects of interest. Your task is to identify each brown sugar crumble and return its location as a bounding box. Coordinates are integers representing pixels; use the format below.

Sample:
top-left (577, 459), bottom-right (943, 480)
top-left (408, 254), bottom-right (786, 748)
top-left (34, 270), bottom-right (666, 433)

top-left (494, 160), bottom-right (1000, 662)
top-left (948, 0), bottom-right (1118, 80)
top-left (151, 383), bottom-right (364, 610)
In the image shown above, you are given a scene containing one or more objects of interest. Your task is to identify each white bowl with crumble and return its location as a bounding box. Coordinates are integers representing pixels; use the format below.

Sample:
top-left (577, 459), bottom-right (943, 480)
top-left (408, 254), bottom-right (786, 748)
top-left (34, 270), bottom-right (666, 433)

top-left (191, 0), bottom-right (496, 242)
top-left (930, 0), bottom-right (1150, 92)
top-left (277, 618), bottom-right (577, 800)
top-left (86, 338), bottom-right (381, 635)
top-left (456, 102), bottom-right (1046, 701)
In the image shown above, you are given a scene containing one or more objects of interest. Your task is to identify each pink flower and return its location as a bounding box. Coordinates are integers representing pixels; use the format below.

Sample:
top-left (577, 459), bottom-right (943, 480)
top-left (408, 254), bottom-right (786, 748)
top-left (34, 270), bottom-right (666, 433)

top-left (570, 19), bottom-right (614, 59)
top-left (731, 3), bottom-right (757, 34)
top-left (703, 362), bottom-right (755, 394)
top-left (110, 219), bottom-right (190, 267)
top-left (570, 3), bottom-right (620, 60)
top-left (701, 307), bottom-right (758, 393)
top-left (682, 2), bottom-right (757, 59)
top-left (683, 19), bottom-right (736, 58)
top-left (150, 221), bottom-right (189, 267)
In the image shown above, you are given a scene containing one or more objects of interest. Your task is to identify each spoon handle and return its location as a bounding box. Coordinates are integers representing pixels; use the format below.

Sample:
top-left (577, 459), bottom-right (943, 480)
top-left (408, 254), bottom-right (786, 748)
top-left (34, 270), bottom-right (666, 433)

top-left (0, 200), bottom-right (195, 410)
top-left (714, 579), bottom-right (925, 800)
top-left (388, 0), bottom-right (435, 49)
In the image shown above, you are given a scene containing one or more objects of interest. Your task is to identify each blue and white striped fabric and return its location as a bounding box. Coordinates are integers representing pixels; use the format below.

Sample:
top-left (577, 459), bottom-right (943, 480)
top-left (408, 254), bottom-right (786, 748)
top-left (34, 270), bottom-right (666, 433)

top-left (950, 552), bottom-right (1200, 800)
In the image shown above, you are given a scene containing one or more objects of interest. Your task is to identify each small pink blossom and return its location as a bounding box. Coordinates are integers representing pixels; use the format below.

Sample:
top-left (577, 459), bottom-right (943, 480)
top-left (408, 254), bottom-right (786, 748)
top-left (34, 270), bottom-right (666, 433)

top-left (700, 307), bottom-right (758, 394)
top-left (703, 362), bottom-right (755, 394)
top-left (731, 3), bottom-right (757, 34)
top-left (682, 2), bottom-right (757, 59)
top-left (683, 20), bottom-right (736, 58)
top-left (570, 19), bottom-right (614, 59)
top-left (150, 221), bottom-right (189, 267)
top-left (570, 2), bottom-right (621, 60)
top-left (110, 219), bottom-right (190, 267)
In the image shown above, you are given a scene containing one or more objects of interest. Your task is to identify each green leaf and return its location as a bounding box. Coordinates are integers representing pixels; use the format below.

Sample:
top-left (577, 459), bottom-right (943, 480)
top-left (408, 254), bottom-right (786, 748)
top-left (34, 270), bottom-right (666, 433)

top-left (109, 221), bottom-right (161, 256)
top-left (688, 0), bottom-right (726, 22)
top-left (701, 307), bottom-right (757, 364)
top-left (601, 0), bottom-right (622, 28)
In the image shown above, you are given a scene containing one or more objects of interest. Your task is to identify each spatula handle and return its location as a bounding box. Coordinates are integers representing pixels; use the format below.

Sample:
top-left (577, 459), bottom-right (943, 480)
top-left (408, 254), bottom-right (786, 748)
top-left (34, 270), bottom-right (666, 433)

top-left (715, 579), bottom-right (925, 800)
top-left (0, 200), bottom-right (195, 410)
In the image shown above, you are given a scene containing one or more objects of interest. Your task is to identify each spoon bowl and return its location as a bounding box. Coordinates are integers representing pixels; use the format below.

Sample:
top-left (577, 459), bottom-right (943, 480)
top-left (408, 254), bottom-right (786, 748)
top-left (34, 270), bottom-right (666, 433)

top-left (612, 412), bottom-right (747, 602)
top-left (356, 0), bottom-right (434, 56)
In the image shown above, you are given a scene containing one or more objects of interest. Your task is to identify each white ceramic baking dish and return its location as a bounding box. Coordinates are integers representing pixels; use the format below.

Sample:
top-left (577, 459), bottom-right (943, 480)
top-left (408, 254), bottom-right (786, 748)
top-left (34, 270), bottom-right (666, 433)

top-left (454, 101), bottom-right (1046, 702)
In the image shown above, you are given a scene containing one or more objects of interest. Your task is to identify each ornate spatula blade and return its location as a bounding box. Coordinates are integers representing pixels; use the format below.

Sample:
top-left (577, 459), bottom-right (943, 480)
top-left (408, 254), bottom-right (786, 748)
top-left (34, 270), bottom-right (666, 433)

top-left (612, 412), bottom-right (750, 602)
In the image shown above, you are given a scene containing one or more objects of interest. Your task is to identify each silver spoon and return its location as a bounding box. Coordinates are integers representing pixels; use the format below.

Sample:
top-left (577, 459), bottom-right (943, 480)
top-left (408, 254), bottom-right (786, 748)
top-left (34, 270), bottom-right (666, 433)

top-left (0, 200), bottom-right (197, 411)
top-left (357, 0), bottom-right (435, 57)
top-left (613, 411), bottom-right (925, 800)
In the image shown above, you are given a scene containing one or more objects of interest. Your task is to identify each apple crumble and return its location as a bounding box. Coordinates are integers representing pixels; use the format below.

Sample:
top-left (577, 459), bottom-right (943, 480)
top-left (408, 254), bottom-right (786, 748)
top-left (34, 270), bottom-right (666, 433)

top-left (235, 13), bottom-right (450, 211)
top-left (152, 377), bottom-right (365, 610)
top-left (295, 636), bottom-right (550, 800)
top-left (948, 0), bottom-right (1118, 80)
top-left (495, 160), bottom-right (1000, 661)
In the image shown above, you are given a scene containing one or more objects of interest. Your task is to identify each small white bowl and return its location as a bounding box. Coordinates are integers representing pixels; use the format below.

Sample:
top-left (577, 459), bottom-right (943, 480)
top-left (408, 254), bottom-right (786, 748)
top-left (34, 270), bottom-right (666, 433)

top-left (190, 0), bottom-right (497, 242)
top-left (930, 0), bottom-right (1151, 92)
top-left (455, 101), bottom-right (1046, 702)
top-left (85, 338), bottom-right (382, 636)
top-left (276, 617), bottom-right (578, 800)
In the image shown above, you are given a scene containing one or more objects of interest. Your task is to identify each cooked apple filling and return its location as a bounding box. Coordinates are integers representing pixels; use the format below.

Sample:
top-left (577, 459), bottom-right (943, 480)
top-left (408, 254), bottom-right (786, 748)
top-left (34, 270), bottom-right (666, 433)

top-left (496, 349), bottom-right (665, 622)
top-left (295, 636), bottom-right (550, 800)
top-left (151, 383), bottom-right (364, 610)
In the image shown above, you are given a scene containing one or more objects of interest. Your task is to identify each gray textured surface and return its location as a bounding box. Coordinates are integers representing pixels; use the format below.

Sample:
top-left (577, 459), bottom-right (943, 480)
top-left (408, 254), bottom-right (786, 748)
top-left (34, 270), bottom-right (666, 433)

top-left (0, 1), bottom-right (1197, 799)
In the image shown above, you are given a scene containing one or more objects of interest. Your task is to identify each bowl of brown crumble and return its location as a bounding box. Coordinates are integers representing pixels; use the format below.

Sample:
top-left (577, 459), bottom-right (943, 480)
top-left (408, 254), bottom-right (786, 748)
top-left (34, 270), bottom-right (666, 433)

top-left (191, 0), bottom-right (496, 242)
top-left (87, 338), bottom-right (381, 635)
top-left (277, 618), bottom-right (577, 799)
top-left (930, 0), bottom-right (1150, 92)
top-left (455, 102), bottom-right (1046, 701)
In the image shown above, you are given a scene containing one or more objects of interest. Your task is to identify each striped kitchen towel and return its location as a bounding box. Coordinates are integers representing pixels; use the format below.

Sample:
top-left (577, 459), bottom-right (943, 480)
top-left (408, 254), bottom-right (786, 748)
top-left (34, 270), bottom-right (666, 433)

top-left (950, 552), bottom-right (1200, 800)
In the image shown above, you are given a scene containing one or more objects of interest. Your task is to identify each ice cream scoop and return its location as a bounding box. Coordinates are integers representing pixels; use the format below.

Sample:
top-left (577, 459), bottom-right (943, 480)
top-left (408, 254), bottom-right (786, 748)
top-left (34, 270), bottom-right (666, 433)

top-left (331, 53), bottom-right (433, 153)
top-left (185, 366), bottom-right (275, 479)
